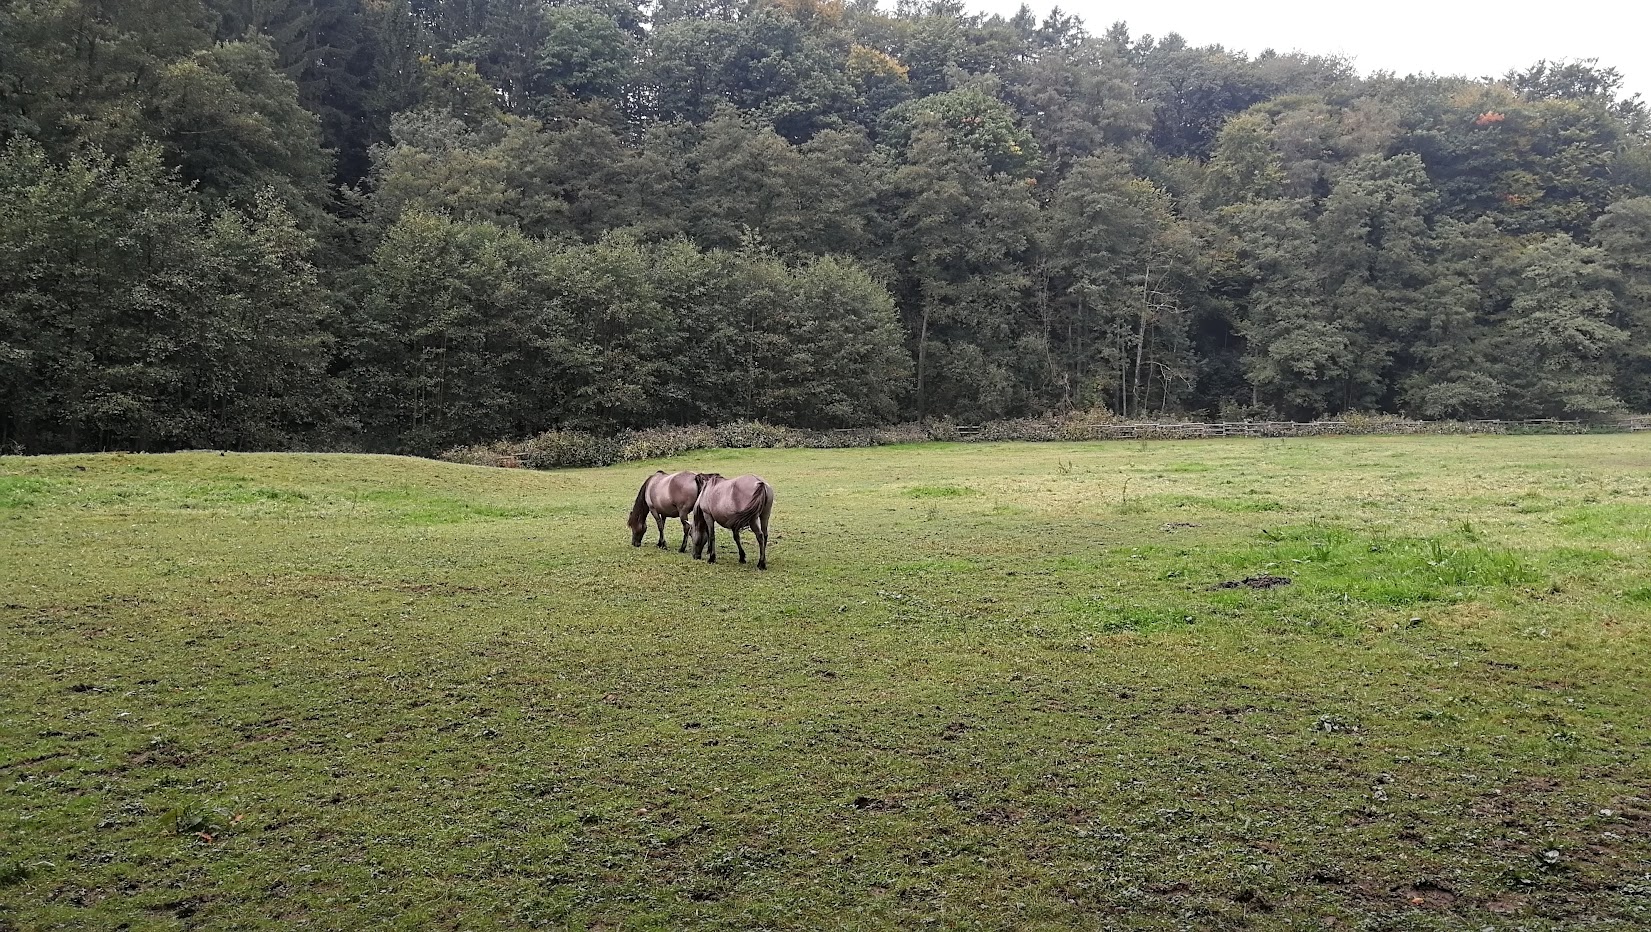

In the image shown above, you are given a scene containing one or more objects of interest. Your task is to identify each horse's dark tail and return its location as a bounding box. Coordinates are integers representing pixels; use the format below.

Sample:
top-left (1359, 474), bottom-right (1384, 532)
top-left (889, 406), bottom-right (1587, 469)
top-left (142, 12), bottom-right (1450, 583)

top-left (628, 472), bottom-right (660, 529)
top-left (731, 479), bottom-right (772, 533)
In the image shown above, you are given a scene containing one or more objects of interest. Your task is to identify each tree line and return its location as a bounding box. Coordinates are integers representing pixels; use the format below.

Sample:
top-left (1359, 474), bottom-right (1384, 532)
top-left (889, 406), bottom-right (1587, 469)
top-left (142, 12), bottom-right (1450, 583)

top-left (3, 0), bottom-right (1650, 453)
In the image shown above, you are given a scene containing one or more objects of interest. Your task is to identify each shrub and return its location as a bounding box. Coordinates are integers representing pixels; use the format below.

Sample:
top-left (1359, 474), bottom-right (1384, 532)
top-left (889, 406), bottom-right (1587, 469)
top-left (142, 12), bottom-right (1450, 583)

top-left (1338, 413), bottom-right (1423, 435)
top-left (797, 428), bottom-right (871, 448)
top-left (1057, 407), bottom-right (1121, 441)
top-left (973, 417), bottom-right (1063, 442)
top-left (617, 425), bottom-right (718, 461)
top-left (437, 410), bottom-right (1642, 471)
top-left (911, 420), bottom-right (959, 443)
top-left (1217, 401), bottom-right (1277, 422)
top-left (713, 421), bottom-right (807, 449)
top-left (518, 429), bottom-right (621, 468)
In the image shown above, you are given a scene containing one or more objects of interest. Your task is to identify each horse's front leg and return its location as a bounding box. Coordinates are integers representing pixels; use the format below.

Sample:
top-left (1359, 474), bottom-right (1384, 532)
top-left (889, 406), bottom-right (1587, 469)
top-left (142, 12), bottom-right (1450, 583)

top-left (704, 521), bottom-right (717, 564)
top-left (654, 511), bottom-right (667, 548)
top-left (679, 515), bottom-right (692, 553)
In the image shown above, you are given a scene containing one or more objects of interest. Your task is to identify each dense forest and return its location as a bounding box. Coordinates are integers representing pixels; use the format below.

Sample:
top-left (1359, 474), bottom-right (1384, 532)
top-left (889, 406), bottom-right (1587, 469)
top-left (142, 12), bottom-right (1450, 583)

top-left (3, 0), bottom-right (1650, 453)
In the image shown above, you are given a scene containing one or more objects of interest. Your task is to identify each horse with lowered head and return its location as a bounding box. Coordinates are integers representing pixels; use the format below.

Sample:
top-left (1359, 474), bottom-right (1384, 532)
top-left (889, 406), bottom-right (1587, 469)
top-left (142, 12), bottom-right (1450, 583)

top-left (691, 474), bottom-right (774, 569)
top-left (628, 470), bottom-right (700, 551)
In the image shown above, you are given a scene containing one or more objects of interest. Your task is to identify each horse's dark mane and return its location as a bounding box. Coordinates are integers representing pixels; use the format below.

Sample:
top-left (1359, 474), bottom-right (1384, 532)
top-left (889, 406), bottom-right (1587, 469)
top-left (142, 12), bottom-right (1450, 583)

top-left (628, 471), bottom-right (661, 529)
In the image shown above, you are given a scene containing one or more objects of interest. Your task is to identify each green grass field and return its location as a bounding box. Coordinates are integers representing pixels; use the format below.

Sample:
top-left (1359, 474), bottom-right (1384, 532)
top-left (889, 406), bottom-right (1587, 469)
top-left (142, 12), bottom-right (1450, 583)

top-left (3, 436), bottom-right (1651, 929)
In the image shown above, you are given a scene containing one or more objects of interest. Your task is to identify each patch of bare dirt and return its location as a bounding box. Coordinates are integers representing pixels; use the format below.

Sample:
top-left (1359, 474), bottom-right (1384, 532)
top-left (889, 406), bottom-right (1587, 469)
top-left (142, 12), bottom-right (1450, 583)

top-left (1211, 575), bottom-right (1292, 590)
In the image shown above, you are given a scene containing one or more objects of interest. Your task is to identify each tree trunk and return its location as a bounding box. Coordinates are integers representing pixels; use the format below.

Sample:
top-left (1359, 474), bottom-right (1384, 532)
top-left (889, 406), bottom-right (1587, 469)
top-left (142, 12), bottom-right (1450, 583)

top-left (916, 304), bottom-right (930, 420)
top-left (1133, 263), bottom-right (1151, 418)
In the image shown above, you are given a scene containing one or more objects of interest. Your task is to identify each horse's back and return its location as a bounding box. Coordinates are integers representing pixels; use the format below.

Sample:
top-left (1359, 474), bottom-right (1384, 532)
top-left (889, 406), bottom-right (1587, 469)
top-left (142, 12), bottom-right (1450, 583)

top-left (671, 471), bottom-right (702, 505)
top-left (704, 474), bottom-right (770, 526)
top-left (652, 470), bottom-right (699, 515)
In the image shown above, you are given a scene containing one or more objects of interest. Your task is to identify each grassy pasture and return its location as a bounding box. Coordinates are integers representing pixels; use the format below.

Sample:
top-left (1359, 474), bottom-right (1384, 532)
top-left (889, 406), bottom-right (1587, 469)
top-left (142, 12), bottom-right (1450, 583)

top-left (2, 436), bottom-right (1650, 929)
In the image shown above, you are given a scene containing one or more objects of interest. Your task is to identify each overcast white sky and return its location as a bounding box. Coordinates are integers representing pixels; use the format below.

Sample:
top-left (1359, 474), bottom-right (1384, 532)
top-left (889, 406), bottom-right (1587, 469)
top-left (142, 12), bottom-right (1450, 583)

top-left (964, 0), bottom-right (1651, 101)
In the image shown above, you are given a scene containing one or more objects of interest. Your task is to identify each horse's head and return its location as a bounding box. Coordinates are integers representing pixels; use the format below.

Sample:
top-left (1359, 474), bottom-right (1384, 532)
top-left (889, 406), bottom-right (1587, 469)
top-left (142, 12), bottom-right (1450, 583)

top-left (629, 471), bottom-right (665, 546)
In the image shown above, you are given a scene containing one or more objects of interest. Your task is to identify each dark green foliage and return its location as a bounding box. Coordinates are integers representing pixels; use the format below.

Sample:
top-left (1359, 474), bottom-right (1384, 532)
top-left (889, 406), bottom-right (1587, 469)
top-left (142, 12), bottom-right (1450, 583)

top-left (1487, 235), bottom-right (1626, 417)
top-left (1045, 153), bottom-right (1202, 415)
top-left (1225, 154), bottom-right (1436, 415)
top-left (2, 0), bottom-right (1650, 452)
top-left (0, 139), bottom-right (338, 451)
top-left (349, 215), bottom-right (907, 451)
top-left (884, 112), bottom-right (1041, 420)
top-left (0, 0), bottom-right (218, 152)
top-left (350, 211), bottom-right (561, 452)
top-left (535, 6), bottom-right (637, 102)
top-left (881, 86), bottom-right (1043, 176)
top-left (148, 40), bottom-right (333, 205)
top-left (644, 6), bottom-right (857, 141)
top-left (205, 0), bottom-right (390, 184)
top-left (1593, 197), bottom-right (1651, 411)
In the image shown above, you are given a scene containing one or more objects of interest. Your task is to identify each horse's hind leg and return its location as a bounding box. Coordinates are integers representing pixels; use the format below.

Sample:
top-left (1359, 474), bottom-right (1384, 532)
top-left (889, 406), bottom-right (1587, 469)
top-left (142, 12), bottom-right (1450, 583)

top-left (733, 527), bottom-right (747, 564)
top-left (679, 515), bottom-right (691, 553)
top-left (654, 511), bottom-right (667, 548)
top-left (754, 496), bottom-right (771, 570)
top-left (704, 523), bottom-right (717, 563)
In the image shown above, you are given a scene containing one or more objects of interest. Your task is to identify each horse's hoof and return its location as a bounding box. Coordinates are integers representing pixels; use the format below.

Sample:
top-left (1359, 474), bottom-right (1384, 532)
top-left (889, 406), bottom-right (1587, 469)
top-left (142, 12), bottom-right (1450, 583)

top-left (757, 562), bottom-right (767, 570)
top-left (739, 556), bottom-right (747, 564)
top-left (631, 541), bottom-right (640, 548)
top-left (656, 542), bottom-right (666, 549)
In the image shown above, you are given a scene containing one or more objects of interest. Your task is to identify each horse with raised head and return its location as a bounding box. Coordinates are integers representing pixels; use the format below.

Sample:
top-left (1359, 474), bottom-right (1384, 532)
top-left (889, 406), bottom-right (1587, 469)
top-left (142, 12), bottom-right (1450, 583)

top-left (691, 474), bottom-right (774, 569)
top-left (628, 470), bottom-right (701, 551)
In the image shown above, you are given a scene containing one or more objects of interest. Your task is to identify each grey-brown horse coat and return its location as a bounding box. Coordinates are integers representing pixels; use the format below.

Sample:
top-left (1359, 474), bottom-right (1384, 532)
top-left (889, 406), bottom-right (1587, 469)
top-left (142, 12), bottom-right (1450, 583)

top-left (628, 470), bottom-right (700, 551)
top-left (691, 473), bottom-right (774, 569)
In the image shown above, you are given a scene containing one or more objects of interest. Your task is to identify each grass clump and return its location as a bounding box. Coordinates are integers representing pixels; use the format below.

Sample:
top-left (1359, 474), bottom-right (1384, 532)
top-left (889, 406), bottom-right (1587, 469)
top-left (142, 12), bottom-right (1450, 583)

top-left (904, 484), bottom-right (978, 498)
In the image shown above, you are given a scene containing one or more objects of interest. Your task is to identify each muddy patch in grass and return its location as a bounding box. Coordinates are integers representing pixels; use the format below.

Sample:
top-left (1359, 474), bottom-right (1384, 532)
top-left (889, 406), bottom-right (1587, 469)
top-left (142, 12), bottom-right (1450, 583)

top-left (1212, 575), bottom-right (1293, 590)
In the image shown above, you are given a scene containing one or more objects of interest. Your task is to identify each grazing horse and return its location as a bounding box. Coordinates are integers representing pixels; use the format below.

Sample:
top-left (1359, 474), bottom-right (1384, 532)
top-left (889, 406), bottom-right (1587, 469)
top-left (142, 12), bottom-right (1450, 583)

top-left (691, 473), bottom-right (774, 569)
top-left (628, 470), bottom-right (700, 551)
